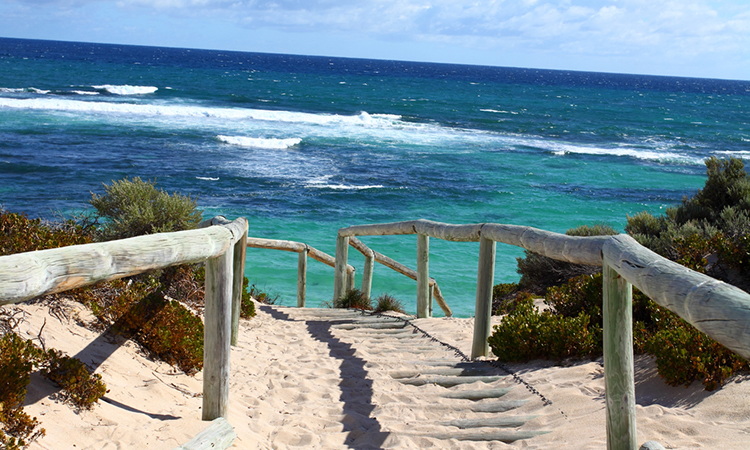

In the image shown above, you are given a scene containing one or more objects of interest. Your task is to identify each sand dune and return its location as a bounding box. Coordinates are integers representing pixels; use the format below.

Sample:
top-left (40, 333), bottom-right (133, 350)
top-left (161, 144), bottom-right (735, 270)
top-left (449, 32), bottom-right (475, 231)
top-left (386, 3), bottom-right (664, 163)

top-left (6, 298), bottom-right (749, 449)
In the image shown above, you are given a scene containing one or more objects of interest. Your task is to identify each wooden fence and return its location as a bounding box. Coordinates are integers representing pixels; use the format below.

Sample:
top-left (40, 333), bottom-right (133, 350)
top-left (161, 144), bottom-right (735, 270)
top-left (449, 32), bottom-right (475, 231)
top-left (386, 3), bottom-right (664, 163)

top-left (4, 216), bottom-right (749, 450)
top-left (0, 216), bottom-right (248, 450)
top-left (332, 219), bottom-right (750, 450)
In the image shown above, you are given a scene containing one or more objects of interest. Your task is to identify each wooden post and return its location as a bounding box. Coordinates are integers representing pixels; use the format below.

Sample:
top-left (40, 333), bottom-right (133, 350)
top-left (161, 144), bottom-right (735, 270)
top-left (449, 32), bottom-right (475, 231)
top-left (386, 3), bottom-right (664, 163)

top-left (602, 261), bottom-right (637, 450)
top-left (362, 251), bottom-right (374, 300)
top-left (346, 267), bottom-right (356, 293)
top-left (429, 283), bottom-right (435, 317)
top-left (297, 249), bottom-right (307, 307)
top-left (471, 236), bottom-right (496, 359)
top-left (417, 233), bottom-right (430, 318)
top-left (203, 248), bottom-right (233, 421)
top-left (230, 228), bottom-right (247, 347)
top-left (333, 235), bottom-right (349, 302)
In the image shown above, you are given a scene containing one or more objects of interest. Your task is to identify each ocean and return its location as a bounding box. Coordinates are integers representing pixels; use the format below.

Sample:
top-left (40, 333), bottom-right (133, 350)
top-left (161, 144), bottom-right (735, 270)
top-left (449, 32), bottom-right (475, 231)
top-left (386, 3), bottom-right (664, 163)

top-left (1, 37), bottom-right (749, 317)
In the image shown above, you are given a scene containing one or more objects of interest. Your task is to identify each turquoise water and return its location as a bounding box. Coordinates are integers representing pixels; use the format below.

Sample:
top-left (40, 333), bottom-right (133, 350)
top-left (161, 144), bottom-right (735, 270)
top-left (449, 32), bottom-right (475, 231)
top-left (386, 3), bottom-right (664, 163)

top-left (2, 38), bottom-right (748, 317)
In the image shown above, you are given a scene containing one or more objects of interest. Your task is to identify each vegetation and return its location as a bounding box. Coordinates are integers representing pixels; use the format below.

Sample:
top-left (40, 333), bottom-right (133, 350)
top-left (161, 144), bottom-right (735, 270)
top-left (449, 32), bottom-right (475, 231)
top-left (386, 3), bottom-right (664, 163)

top-left (1, 332), bottom-right (107, 449)
top-left (90, 177), bottom-right (203, 241)
top-left (1, 178), bottom-right (257, 447)
top-left (489, 157), bottom-right (750, 390)
top-left (248, 283), bottom-right (280, 306)
top-left (330, 288), bottom-right (372, 310)
top-left (373, 294), bottom-right (406, 314)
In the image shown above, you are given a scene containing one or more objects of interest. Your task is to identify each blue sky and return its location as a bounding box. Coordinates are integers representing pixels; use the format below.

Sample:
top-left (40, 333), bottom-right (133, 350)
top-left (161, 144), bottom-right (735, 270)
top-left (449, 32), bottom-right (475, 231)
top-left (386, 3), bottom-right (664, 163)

top-left (1, 0), bottom-right (748, 80)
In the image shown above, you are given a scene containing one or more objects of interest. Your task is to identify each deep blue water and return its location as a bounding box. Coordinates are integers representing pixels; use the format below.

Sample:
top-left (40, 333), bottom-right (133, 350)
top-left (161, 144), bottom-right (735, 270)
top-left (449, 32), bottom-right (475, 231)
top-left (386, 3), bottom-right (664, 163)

top-left (2, 37), bottom-right (749, 316)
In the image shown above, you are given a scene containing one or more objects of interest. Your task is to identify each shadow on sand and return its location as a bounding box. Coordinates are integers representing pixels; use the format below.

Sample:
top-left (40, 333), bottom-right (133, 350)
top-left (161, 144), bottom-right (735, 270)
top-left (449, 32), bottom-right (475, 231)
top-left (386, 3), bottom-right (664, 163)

top-left (259, 304), bottom-right (390, 450)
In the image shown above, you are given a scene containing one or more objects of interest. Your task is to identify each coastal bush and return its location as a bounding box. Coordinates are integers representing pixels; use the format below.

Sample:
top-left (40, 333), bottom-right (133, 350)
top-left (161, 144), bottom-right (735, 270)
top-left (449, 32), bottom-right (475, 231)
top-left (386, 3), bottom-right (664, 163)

top-left (0, 334), bottom-right (45, 450)
top-left (491, 283), bottom-right (527, 315)
top-left (625, 156), bottom-right (750, 291)
top-left (249, 283), bottom-right (280, 305)
top-left (240, 277), bottom-right (256, 319)
top-left (515, 223), bottom-right (618, 294)
top-left (79, 275), bottom-right (205, 375)
top-left (0, 209), bottom-right (92, 256)
top-left (487, 295), bottom-right (599, 362)
top-left (373, 294), bottom-right (405, 314)
top-left (90, 177), bottom-right (203, 241)
top-left (489, 268), bottom-right (748, 390)
top-left (0, 333), bottom-right (108, 449)
top-left (331, 289), bottom-right (372, 310)
top-left (489, 157), bottom-right (750, 390)
top-left (41, 350), bottom-right (108, 410)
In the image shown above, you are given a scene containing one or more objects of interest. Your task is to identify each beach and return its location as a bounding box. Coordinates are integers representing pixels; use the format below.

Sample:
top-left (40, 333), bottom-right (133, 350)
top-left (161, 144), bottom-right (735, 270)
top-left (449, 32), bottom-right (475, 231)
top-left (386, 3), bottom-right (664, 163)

top-left (9, 297), bottom-right (750, 449)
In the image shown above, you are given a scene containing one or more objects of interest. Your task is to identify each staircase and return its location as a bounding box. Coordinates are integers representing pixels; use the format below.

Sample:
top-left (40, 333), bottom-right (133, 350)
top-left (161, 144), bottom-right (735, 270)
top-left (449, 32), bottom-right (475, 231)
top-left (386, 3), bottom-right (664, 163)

top-left (266, 306), bottom-right (551, 446)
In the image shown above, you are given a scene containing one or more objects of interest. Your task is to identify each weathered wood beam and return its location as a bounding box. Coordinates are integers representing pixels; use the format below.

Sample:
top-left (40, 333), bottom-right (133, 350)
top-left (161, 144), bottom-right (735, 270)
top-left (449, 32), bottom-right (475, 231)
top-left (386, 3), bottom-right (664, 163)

top-left (0, 218), bottom-right (246, 306)
top-left (480, 223), bottom-right (606, 265)
top-left (333, 235), bottom-right (349, 302)
top-left (472, 236), bottom-right (496, 359)
top-left (171, 417), bottom-right (236, 450)
top-left (203, 247), bottom-right (233, 421)
top-left (339, 220), bottom-right (419, 237)
top-left (417, 233), bottom-right (430, 318)
top-left (603, 260), bottom-right (637, 450)
top-left (230, 226), bottom-right (248, 346)
top-left (603, 234), bottom-right (750, 361)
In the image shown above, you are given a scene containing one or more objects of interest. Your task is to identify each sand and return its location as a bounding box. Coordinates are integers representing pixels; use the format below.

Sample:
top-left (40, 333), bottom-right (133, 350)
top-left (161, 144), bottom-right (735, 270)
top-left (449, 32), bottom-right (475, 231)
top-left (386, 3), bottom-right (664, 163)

top-left (5, 297), bottom-right (750, 449)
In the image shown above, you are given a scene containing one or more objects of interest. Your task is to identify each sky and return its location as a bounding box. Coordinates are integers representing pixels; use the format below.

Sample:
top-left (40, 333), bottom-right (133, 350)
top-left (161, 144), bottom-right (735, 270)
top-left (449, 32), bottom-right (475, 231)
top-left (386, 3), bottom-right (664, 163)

top-left (1, 0), bottom-right (749, 80)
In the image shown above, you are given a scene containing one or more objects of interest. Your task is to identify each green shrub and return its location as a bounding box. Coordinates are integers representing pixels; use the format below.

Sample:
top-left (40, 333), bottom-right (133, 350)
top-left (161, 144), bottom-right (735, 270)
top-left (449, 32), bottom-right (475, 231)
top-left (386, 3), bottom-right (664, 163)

top-left (0, 334), bottom-right (45, 450)
top-left (41, 350), bottom-right (108, 410)
top-left (90, 177), bottom-right (203, 241)
top-left (1, 333), bottom-right (108, 449)
top-left (249, 283), bottom-right (280, 305)
top-left (80, 279), bottom-right (204, 375)
top-left (645, 317), bottom-right (749, 391)
top-left (0, 209), bottom-right (93, 256)
top-left (240, 277), bottom-right (256, 319)
top-left (626, 157), bottom-right (750, 291)
top-left (516, 223), bottom-right (618, 294)
top-left (488, 295), bottom-right (600, 362)
top-left (489, 270), bottom-right (748, 389)
top-left (332, 289), bottom-right (372, 310)
top-left (373, 294), bottom-right (405, 314)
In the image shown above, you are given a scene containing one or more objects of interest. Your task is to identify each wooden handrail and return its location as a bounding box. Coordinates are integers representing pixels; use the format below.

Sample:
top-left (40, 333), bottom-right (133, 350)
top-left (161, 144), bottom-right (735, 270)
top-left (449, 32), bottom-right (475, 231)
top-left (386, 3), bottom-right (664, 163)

top-left (0, 217), bottom-right (247, 306)
top-left (348, 237), bottom-right (452, 317)
top-left (240, 236), bottom-right (355, 307)
top-left (1, 216), bottom-right (247, 449)
top-left (334, 219), bottom-right (750, 450)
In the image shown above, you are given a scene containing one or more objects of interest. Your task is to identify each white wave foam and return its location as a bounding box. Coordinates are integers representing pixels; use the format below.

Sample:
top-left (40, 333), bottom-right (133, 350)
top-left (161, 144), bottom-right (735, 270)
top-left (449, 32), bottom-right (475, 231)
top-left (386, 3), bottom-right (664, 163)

top-left (217, 135), bottom-right (301, 149)
top-left (196, 176), bottom-right (220, 181)
top-left (0, 97), bottom-right (402, 129)
top-left (307, 183), bottom-right (385, 190)
top-left (92, 85), bottom-right (158, 95)
top-left (72, 90), bottom-right (99, 96)
top-left (537, 140), bottom-right (703, 165)
top-left (0, 87), bottom-right (49, 94)
top-left (305, 176), bottom-right (384, 190)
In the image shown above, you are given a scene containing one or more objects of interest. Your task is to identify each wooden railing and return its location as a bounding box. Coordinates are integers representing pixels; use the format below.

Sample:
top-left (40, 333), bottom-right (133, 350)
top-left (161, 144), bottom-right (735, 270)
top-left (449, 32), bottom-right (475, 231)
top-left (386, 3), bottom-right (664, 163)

top-left (0, 216), bottom-right (248, 450)
top-left (333, 219), bottom-right (750, 450)
top-left (243, 236), bottom-right (355, 307)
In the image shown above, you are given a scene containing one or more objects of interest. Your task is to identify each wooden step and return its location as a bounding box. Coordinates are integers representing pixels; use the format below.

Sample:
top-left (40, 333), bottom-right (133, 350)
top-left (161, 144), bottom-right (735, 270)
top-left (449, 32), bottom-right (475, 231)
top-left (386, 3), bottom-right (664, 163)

top-left (424, 430), bottom-right (549, 442)
top-left (441, 388), bottom-right (513, 400)
top-left (397, 375), bottom-right (505, 387)
top-left (467, 399), bottom-right (528, 413)
top-left (389, 366), bottom-right (498, 378)
top-left (440, 415), bottom-right (538, 429)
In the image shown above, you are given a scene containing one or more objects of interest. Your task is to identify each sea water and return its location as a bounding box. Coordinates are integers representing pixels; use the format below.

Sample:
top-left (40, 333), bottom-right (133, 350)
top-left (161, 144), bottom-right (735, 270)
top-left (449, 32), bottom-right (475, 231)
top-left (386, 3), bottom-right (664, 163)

top-left (1, 37), bottom-right (749, 317)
